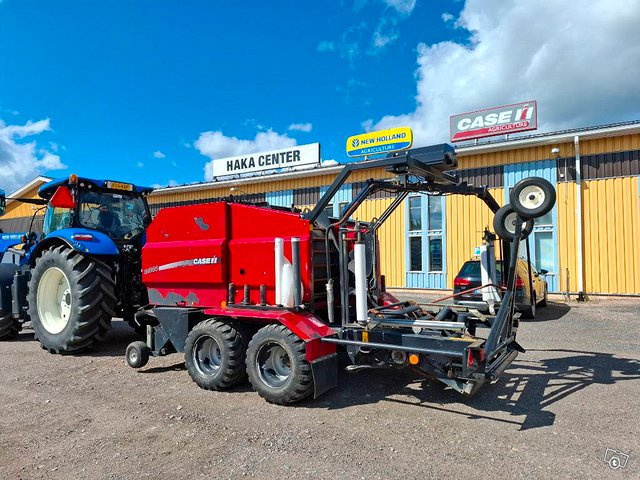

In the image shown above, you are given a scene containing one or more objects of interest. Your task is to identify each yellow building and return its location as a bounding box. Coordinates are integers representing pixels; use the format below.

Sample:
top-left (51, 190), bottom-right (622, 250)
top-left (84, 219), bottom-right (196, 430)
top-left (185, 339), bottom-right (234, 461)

top-left (2, 121), bottom-right (639, 295)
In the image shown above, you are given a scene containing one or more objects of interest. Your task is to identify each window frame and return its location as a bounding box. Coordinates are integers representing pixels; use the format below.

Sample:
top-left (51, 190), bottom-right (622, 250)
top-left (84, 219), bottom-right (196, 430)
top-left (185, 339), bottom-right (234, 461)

top-left (406, 194), bottom-right (445, 273)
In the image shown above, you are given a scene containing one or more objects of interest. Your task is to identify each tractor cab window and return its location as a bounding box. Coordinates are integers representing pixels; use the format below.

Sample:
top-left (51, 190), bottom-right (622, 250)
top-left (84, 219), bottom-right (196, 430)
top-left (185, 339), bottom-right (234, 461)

top-left (78, 191), bottom-right (149, 239)
top-left (43, 206), bottom-right (72, 235)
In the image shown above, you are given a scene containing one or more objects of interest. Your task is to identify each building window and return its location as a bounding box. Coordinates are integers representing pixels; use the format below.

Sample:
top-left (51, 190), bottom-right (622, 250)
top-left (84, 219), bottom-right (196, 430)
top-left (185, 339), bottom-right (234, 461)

top-left (534, 230), bottom-right (554, 272)
top-left (409, 196), bottom-right (422, 231)
top-left (409, 237), bottom-right (422, 272)
top-left (429, 236), bottom-right (443, 271)
top-left (323, 203), bottom-right (334, 218)
top-left (428, 197), bottom-right (442, 230)
top-left (406, 195), bottom-right (444, 272)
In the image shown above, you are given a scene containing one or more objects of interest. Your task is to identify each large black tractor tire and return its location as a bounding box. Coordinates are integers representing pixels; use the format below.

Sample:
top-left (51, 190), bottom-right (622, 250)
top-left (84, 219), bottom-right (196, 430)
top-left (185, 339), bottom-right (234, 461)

top-left (0, 310), bottom-right (21, 339)
top-left (246, 324), bottom-right (313, 405)
top-left (184, 319), bottom-right (248, 391)
top-left (27, 246), bottom-right (117, 354)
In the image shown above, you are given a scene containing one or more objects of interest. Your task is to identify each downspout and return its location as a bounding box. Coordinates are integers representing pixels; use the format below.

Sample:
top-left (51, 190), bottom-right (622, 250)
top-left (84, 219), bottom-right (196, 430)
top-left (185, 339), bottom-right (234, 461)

top-left (574, 135), bottom-right (586, 301)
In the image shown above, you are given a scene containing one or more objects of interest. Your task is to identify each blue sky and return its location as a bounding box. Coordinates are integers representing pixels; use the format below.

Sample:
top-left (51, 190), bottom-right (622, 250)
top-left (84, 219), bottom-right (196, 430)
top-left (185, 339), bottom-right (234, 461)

top-left (1, 0), bottom-right (638, 192)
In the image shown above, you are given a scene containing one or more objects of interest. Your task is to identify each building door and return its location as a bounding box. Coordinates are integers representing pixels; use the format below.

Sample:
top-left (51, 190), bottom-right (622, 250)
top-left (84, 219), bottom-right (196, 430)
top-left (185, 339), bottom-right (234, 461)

top-left (504, 160), bottom-right (559, 292)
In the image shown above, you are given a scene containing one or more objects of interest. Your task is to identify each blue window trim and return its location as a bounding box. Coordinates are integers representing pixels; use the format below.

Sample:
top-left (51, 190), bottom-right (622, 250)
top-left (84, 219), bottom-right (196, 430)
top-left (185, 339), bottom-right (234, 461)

top-left (404, 195), bottom-right (447, 276)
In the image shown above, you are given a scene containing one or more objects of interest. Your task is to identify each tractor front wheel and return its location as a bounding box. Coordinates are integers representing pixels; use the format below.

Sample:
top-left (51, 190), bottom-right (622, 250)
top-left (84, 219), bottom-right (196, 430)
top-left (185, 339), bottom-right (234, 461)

top-left (246, 324), bottom-right (313, 405)
top-left (27, 246), bottom-right (116, 353)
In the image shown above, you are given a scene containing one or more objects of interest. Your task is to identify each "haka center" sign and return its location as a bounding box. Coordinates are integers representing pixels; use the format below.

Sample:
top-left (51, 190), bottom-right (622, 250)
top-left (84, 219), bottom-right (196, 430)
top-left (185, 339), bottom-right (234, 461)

top-left (211, 143), bottom-right (320, 177)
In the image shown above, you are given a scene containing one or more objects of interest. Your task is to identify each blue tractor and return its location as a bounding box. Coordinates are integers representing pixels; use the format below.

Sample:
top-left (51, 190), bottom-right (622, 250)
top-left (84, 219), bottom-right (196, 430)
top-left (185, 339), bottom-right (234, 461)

top-left (0, 175), bottom-right (154, 352)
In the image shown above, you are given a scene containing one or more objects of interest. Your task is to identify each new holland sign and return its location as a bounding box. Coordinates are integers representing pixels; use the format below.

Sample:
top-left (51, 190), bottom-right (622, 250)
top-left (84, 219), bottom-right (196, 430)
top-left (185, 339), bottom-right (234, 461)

top-left (211, 143), bottom-right (320, 177)
top-left (450, 101), bottom-right (537, 142)
top-left (346, 127), bottom-right (413, 157)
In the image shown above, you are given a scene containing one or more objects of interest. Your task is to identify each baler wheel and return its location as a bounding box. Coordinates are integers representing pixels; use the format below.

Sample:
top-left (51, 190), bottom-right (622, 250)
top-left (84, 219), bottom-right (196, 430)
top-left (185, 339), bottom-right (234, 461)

top-left (0, 310), bottom-right (21, 339)
top-left (246, 324), bottom-right (313, 405)
top-left (509, 177), bottom-right (556, 220)
top-left (27, 245), bottom-right (116, 353)
top-left (126, 341), bottom-right (150, 368)
top-left (493, 205), bottom-right (534, 240)
top-left (184, 319), bottom-right (248, 391)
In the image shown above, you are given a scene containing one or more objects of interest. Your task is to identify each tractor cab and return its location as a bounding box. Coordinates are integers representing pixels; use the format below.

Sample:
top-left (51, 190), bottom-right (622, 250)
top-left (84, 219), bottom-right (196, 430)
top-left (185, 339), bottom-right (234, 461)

top-left (39, 175), bottom-right (153, 241)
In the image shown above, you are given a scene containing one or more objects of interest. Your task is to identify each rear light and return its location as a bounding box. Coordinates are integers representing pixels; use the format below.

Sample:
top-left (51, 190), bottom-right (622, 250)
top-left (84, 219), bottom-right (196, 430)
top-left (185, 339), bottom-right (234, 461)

top-left (467, 348), bottom-right (485, 368)
top-left (454, 277), bottom-right (470, 287)
top-left (515, 277), bottom-right (524, 289)
top-left (72, 234), bottom-right (94, 241)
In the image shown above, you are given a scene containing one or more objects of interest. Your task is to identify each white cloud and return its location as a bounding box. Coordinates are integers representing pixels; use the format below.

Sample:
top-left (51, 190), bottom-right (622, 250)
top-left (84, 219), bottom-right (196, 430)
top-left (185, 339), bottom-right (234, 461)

top-left (382, 0), bottom-right (416, 15)
top-left (152, 150), bottom-right (166, 159)
top-left (195, 129), bottom-right (297, 181)
top-left (441, 12), bottom-right (454, 23)
top-left (288, 122), bottom-right (313, 133)
top-left (372, 17), bottom-right (400, 49)
top-left (151, 179), bottom-right (178, 189)
top-left (371, 0), bottom-right (640, 145)
top-left (137, 161), bottom-right (144, 168)
top-left (0, 118), bottom-right (66, 193)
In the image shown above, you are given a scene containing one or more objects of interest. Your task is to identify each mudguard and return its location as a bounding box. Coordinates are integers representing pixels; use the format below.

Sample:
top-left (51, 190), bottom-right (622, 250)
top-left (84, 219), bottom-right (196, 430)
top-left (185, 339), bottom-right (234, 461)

top-left (31, 228), bottom-right (119, 258)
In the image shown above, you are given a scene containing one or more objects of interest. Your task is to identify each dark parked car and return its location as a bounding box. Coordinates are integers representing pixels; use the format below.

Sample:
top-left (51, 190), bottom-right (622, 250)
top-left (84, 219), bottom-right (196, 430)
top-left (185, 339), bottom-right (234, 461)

top-left (453, 257), bottom-right (548, 318)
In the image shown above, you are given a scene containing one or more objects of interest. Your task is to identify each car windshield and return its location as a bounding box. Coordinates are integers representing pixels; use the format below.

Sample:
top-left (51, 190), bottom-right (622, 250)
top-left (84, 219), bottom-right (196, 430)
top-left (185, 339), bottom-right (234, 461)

top-left (459, 260), bottom-right (505, 281)
top-left (78, 190), bottom-right (149, 239)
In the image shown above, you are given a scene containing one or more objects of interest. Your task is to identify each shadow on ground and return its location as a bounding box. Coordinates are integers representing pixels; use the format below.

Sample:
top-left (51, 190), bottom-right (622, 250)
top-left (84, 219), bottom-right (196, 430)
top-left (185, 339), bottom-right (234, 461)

top-left (526, 301), bottom-right (571, 322)
top-left (310, 348), bottom-right (640, 430)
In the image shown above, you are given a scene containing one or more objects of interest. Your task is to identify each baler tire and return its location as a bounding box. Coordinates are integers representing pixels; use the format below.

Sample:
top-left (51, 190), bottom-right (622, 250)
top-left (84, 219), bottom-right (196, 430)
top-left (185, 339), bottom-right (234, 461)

top-left (27, 245), bottom-right (116, 354)
top-left (0, 310), bottom-right (21, 340)
top-left (493, 205), bottom-right (534, 240)
top-left (509, 177), bottom-right (556, 220)
top-left (184, 319), bottom-right (248, 391)
top-left (246, 324), bottom-right (313, 405)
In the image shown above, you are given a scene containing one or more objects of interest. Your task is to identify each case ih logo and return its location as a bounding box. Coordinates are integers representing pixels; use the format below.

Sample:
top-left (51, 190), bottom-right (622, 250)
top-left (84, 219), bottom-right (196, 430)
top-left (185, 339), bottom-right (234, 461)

top-left (450, 101), bottom-right (537, 142)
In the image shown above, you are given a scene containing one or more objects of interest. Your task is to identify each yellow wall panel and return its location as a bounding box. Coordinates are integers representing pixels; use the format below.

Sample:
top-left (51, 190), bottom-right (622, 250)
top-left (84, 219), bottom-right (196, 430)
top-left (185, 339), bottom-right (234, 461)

top-left (458, 143), bottom-right (574, 169)
top-left (580, 133), bottom-right (640, 156)
top-left (148, 167), bottom-right (398, 206)
top-left (352, 197), bottom-right (405, 288)
top-left (582, 177), bottom-right (640, 294)
top-left (445, 187), bottom-right (503, 288)
top-left (4, 185), bottom-right (44, 219)
top-left (556, 182), bottom-right (578, 292)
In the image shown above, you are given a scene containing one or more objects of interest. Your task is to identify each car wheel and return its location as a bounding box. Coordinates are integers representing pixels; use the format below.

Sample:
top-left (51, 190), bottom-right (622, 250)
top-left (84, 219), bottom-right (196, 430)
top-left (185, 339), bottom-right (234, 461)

top-left (521, 293), bottom-right (536, 319)
top-left (539, 286), bottom-right (548, 307)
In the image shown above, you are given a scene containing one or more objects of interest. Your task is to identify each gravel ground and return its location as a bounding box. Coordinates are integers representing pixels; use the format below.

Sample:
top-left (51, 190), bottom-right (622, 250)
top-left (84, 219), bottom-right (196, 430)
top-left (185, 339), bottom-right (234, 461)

top-left (1, 296), bottom-right (638, 479)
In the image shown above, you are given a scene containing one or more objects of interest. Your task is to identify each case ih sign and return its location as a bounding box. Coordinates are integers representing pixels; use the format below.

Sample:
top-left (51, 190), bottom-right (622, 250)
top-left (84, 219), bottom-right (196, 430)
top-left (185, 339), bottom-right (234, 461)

top-left (450, 101), bottom-right (537, 142)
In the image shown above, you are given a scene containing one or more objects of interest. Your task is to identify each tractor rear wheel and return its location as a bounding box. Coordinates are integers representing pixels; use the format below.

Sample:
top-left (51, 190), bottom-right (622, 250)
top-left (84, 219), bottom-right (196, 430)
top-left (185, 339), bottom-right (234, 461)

top-left (246, 324), bottom-right (313, 405)
top-left (184, 319), bottom-right (248, 391)
top-left (0, 310), bottom-right (21, 339)
top-left (27, 245), bottom-right (116, 353)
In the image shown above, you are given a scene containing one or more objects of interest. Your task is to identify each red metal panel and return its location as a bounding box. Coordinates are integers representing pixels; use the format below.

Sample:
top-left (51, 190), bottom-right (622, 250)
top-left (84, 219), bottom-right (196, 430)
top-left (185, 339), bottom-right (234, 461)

top-left (142, 201), bottom-right (314, 308)
top-left (142, 202), bottom-right (230, 307)
top-left (228, 203), bottom-right (313, 305)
